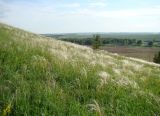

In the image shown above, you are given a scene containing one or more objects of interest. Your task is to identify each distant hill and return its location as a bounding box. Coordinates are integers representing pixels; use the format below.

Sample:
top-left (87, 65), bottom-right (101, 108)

top-left (43, 32), bottom-right (160, 41)
top-left (1, 23), bottom-right (160, 115)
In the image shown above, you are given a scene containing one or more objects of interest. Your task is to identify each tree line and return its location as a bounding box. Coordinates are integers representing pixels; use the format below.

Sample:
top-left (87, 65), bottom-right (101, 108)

top-left (61, 36), bottom-right (157, 47)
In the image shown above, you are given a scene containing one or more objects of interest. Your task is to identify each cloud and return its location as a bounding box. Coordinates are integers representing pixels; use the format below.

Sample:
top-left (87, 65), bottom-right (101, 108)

top-left (89, 2), bottom-right (107, 7)
top-left (0, 0), bottom-right (160, 33)
top-left (68, 7), bottom-right (160, 18)
top-left (60, 3), bottom-right (81, 8)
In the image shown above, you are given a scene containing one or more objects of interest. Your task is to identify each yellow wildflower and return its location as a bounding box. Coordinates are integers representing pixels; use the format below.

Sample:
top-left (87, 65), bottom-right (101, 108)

top-left (2, 103), bottom-right (11, 116)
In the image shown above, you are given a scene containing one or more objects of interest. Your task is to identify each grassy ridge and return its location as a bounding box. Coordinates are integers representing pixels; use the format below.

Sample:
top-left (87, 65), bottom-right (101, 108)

top-left (0, 23), bottom-right (160, 115)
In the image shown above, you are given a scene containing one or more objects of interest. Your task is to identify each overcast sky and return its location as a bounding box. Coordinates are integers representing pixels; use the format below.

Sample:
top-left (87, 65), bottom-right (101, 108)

top-left (0, 0), bottom-right (160, 33)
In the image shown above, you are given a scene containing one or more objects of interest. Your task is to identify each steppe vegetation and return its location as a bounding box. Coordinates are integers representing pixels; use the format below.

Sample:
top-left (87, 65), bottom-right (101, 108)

top-left (0, 23), bottom-right (160, 115)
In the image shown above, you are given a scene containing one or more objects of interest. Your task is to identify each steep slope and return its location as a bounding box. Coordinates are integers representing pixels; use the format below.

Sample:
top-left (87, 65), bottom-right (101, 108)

top-left (0, 23), bottom-right (160, 115)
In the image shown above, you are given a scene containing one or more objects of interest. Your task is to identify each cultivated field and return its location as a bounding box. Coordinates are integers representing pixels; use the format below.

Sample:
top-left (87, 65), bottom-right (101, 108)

top-left (101, 46), bottom-right (160, 62)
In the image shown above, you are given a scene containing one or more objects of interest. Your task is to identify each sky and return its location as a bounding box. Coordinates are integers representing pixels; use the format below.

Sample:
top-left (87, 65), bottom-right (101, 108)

top-left (0, 0), bottom-right (160, 33)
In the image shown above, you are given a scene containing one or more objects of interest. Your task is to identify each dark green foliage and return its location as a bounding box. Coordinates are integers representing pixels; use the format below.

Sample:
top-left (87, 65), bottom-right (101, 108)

top-left (137, 40), bottom-right (142, 46)
top-left (92, 35), bottom-right (101, 49)
top-left (148, 41), bottom-right (153, 47)
top-left (153, 51), bottom-right (160, 64)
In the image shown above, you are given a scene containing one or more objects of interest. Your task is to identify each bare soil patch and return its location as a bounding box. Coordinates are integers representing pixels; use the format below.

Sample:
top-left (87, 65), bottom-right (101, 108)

top-left (101, 46), bottom-right (160, 62)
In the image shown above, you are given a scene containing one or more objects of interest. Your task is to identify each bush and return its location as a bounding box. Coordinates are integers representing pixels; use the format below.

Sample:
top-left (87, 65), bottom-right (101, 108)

top-left (153, 51), bottom-right (160, 64)
top-left (137, 40), bottom-right (142, 46)
top-left (148, 41), bottom-right (153, 47)
top-left (92, 35), bottom-right (101, 49)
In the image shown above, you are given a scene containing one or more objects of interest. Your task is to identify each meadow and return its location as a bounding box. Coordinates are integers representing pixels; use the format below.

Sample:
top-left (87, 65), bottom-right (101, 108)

top-left (1, 23), bottom-right (160, 115)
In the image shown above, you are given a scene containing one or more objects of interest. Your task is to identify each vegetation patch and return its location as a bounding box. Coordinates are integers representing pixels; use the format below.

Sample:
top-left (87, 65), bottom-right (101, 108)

top-left (0, 23), bottom-right (160, 115)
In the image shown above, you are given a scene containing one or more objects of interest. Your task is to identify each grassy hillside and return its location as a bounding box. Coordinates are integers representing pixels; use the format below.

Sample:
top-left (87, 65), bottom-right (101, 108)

top-left (0, 23), bottom-right (160, 115)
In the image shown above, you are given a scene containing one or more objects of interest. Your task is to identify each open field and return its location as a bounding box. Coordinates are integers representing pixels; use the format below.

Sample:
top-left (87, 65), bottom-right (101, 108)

top-left (101, 46), bottom-right (160, 62)
top-left (1, 23), bottom-right (160, 115)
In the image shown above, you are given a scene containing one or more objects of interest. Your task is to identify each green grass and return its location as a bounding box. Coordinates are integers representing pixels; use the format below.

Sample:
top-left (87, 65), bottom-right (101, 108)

top-left (0, 23), bottom-right (160, 116)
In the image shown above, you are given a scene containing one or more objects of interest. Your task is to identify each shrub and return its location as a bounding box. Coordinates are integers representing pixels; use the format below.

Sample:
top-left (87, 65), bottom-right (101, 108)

top-left (92, 35), bottom-right (101, 49)
top-left (136, 40), bottom-right (142, 46)
top-left (148, 41), bottom-right (153, 47)
top-left (153, 51), bottom-right (160, 64)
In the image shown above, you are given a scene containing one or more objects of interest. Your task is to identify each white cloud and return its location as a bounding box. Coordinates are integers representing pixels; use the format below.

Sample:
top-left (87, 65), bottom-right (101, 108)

top-left (68, 7), bottom-right (160, 18)
top-left (89, 2), bottom-right (107, 7)
top-left (60, 3), bottom-right (81, 8)
top-left (0, 0), bottom-right (160, 33)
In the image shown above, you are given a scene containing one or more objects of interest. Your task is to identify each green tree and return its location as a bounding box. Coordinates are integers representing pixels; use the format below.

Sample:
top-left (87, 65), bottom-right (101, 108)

top-left (153, 51), bottom-right (160, 64)
top-left (92, 35), bottom-right (101, 49)
top-left (148, 41), bottom-right (153, 47)
top-left (137, 40), bottom-right (142, 46)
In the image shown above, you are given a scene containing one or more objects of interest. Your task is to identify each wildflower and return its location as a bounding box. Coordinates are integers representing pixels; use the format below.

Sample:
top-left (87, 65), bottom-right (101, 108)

top-left (2, 103), bottom-right (11, 116)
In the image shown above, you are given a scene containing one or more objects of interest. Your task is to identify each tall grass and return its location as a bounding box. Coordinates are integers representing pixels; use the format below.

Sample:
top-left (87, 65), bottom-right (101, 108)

top-left (0, 23), bottom-right (160, 115)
